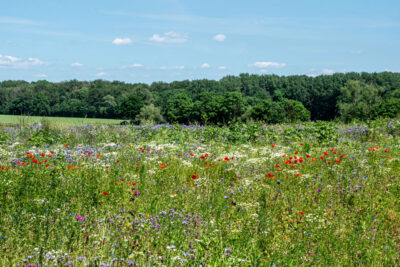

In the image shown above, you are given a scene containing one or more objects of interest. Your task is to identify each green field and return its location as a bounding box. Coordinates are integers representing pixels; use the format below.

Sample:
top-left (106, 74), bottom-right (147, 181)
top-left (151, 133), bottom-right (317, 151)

top-left (0, 115), bottom-right (124, 127)
top-left (0, 120), bottom-right (399, 265)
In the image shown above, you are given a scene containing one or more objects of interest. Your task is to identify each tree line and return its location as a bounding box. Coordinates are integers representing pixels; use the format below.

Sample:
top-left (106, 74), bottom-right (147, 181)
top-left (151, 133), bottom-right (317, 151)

top-left (1, 71), bottom-right (399, 124)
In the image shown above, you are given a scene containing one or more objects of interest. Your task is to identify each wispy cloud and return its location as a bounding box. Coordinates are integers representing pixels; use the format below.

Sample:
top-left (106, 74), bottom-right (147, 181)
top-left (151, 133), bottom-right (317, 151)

top-left (200, 63), bottom-right (210, 68)
top-left (249, 62), bottom-right (286, 68)
top-left (121, 63), bottom-right (144, 69)
top-left (213, 34), bottom-right (226, 42)
top-left (0, 16), bottom-right (40, 25)
top-left (218, 66), bottom-right (227, 70)
top-left (350, 50), bottom-right (363, 54)
top-left (96, 72), bottom-right (107, 77)
top-left (150, 32), bottom-right (187, 43)
top-left (112, 38), bottom-right (132, 45)
top-left (71, 62), bottom-right (83, 67)
top-left (322, 69), bottom-right (335, 75)
top-left (0, 53), bottom-right (46, 69)
top-left (35, 74), bottom-right (47, 78)
top-left (160, 66), bottom-right (185, 70)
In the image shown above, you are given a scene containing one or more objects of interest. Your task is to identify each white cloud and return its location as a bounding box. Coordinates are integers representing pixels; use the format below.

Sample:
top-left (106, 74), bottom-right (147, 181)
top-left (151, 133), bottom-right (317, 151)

top-left (213, 34), bottom-right (226, 42)
top-left (121, 63), bottom-right (144, 69)
top-left (260, 69), bottom-right (268, 73)
top-left (218, 66), bottom-right (227, 70)
top-left (0, 16), bottom-right (38, 25)
top-left (96, 72), bottom-right (107, 77)
top-left (71, 62), bottom-right (83, 67)
top-left (0, 53), bottom-right (45, 68)
top-left (112, 38), bottom-right (132, 45)
top-left (150, 32), bottom-right (187, 43)
top-left (35, 74), bottom-right (47, 78)
top-left (322, 69), bottom-right (335, 75)
top-left (249, 62), bottom-right (286, 68)
top-left (160, 66), bottom-right (184, 70)
top-left (201, 63), bottom-right (210, 68)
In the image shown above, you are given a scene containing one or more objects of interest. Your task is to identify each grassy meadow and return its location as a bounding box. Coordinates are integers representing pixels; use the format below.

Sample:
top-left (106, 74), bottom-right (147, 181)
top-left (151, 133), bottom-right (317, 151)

top-left (0, 115), bottom-right (124, 127)
top-left (0, 119), bottom-right (399, 265)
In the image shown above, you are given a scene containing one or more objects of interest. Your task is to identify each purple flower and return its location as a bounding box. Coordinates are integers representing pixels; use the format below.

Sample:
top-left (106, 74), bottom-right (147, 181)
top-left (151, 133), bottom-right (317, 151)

top-left (76, 216), bottom-right (85, 221)
top-left (317, 189), bottom-right (322, 193)
top-left (134, 190), bottom-right (140, 196)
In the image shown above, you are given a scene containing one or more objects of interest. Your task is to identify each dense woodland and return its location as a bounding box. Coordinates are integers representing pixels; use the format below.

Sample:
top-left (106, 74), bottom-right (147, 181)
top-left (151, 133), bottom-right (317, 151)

top-left (1, 72), bottom-right (399, 124)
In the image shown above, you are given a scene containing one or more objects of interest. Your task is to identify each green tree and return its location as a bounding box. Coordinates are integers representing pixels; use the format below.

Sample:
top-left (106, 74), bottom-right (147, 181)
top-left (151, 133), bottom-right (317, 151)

top-left (337, 80), bottom-right (384, 122)
top-left (250, 100), bottom-right (285, 123)
top-left (218, 92), bottom-right (245, 123)
top-left (131, 85), bottom-right (154, 105)
top-left (99, 95), bottom-right (117, 118)
top-left (377, 98), bottom-right (400, 118)
top-left (165, 93), bottom-right (193, 124)
top-left (119, 94), bottom-right (144, 122)
top-left (136, 104), bottom-right (164, 124)
top-left (282, 99), bottom-right (310, 122)
top-left (31, 93), bottom-right (51, 116)
top-left (192, 92), bottom-right (220, 124)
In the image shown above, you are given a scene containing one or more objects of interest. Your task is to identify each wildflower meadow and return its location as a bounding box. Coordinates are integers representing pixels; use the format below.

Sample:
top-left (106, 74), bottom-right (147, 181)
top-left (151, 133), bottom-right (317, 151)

top-left (0, 119), bottom-right (399, 266)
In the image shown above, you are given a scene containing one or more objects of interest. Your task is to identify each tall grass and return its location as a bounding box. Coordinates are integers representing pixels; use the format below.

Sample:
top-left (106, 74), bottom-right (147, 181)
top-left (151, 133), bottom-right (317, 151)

top-left (0, 120), bottom-right (399, 265)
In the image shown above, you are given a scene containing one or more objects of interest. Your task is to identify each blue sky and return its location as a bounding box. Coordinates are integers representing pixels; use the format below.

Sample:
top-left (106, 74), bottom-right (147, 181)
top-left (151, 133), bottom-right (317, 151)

top-left (0, 0), bottom-right (399, 83)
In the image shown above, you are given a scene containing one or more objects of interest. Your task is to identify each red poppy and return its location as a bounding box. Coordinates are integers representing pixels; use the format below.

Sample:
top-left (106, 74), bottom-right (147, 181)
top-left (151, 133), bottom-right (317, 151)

top-left (64, 144), bottom-right (68, 147)
top-left (136, 163), bottom-right (140, 167)
top-left (320, 156), bottom-right (324, 160)
top-left (266, 173), bottom-right (274, 178)
top-left (160, 163), bottom-right (166, 168)
top-left (271, 144), bottom-right (276, 148)
top-left (102, 191), bottom-right (108, 195)
top-left (324, 152), bottom-right (328, 155)
top-left (335, 159), bottom-right (340, 163)
top-left (97, 155), bottom-right (101, 158)
top-left (192, 174), bottom-right (198, 179)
